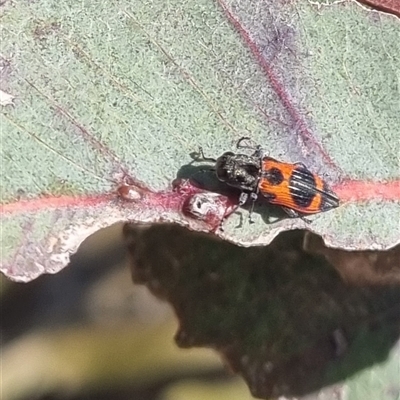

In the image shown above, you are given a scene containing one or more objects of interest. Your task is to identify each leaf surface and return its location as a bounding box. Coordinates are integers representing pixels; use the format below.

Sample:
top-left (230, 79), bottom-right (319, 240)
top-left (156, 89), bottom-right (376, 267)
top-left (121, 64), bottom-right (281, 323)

top-left (1, 0), bottom-right (399, 281)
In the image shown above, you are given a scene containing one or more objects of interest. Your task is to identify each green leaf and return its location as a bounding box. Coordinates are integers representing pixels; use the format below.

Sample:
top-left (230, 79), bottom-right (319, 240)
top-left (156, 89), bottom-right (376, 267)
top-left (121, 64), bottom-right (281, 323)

top-left (124, 223), bottom-right (400, 400)
top-left (1, 0), bottom-right (399, 281)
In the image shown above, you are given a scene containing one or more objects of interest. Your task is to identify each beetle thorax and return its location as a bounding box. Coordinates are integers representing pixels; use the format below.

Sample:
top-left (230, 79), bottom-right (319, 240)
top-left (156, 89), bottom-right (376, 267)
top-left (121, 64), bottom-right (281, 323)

top-left (215, 152), bottom-right (260, 191)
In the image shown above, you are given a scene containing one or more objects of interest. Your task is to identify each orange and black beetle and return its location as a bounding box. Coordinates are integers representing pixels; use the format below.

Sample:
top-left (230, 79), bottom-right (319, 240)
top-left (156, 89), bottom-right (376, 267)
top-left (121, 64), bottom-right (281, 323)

top-left (195, 137), bottom-right (339, 221)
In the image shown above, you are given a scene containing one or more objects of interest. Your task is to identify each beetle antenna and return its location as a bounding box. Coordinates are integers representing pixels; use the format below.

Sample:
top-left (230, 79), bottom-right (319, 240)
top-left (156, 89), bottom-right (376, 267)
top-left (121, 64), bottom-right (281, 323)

top-left (236, 137), bottom-right (262, 155)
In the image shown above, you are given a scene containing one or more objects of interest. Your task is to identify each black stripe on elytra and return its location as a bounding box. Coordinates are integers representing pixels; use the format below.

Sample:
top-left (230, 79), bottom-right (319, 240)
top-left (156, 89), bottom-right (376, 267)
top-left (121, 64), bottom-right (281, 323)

top-left (288, 167), bottom-right (317, 207)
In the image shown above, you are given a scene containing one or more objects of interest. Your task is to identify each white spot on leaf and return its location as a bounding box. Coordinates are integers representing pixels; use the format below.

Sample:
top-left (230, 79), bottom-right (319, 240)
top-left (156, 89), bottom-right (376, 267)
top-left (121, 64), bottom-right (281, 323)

top-left (0, 89), bottom-right (15, 106)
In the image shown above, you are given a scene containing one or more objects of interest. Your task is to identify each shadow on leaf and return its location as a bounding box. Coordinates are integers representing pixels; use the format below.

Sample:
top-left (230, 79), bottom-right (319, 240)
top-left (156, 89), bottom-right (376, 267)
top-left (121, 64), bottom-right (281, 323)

top-left (176, 162), bottom-right (289, 225)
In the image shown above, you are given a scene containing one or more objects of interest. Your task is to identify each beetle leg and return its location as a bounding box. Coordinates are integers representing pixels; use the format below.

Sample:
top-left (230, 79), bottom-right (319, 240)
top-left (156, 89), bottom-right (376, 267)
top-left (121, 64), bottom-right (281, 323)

top-left (282, 207), bottom-right (301, 218)
top-left (238, 192), bottom-right (249, 205)
top-left (294, 162), bottom-right (307, 169)
top-left (247, 192), bottom-right (259, 223)
top-left (282, 207), bottom-right (312, 223)
top-left (237, 191), bottom-right (259, 224)
top-left (217, 204), bottom-right (239, 232)
top-left (261, 191), bottom-right (276, 202)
